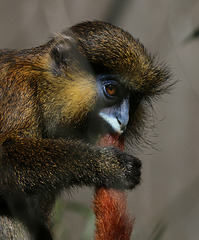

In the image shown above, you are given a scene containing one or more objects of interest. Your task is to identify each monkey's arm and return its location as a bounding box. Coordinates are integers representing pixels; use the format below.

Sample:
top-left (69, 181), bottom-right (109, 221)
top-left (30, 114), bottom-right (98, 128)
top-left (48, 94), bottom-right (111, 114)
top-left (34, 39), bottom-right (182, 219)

top-left (0, 135), bottom-right (141, 195)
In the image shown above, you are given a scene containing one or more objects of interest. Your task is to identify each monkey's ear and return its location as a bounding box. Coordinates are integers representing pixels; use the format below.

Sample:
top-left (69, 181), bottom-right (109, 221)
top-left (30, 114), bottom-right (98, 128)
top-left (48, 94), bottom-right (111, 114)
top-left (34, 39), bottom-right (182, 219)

top-left (50, 42), bottom-right (70, 67)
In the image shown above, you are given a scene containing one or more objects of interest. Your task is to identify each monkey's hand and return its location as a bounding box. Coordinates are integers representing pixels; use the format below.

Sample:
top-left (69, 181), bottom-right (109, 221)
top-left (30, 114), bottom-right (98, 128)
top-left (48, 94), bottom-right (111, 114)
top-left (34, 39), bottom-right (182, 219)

top-left (95, 147), bottom-right (141, 190)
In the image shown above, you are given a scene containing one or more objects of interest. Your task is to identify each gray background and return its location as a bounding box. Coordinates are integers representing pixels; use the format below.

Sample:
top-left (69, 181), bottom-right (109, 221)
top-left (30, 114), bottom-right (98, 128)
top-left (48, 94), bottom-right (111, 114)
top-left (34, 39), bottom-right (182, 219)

top-left (0, 0), bottom-right (199, 239)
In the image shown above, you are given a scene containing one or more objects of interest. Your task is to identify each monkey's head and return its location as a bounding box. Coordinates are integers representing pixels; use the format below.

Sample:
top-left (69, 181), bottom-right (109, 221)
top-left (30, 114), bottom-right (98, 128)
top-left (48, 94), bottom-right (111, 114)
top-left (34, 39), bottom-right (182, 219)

top-left (40, 21), bottom-right (172, 146)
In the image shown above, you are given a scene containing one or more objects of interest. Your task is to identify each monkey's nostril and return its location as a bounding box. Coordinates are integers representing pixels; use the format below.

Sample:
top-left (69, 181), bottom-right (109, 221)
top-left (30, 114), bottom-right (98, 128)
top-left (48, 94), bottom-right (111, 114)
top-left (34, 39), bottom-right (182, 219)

top-left (116, 117), bottom-right (127, 132)
top-left (116, 117), bottom-right (122, 125)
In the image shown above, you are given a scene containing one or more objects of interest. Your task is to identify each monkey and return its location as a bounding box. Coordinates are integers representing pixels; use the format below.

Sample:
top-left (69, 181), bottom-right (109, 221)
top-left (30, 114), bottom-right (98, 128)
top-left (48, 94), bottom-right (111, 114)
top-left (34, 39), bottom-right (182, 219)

top-left (0, 21), bottom-right (171, 239)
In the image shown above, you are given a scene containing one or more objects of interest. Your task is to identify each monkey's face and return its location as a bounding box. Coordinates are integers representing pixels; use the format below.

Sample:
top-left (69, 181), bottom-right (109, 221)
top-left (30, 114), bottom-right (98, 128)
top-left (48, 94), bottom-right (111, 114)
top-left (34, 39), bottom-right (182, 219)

top-left (84, 73), bottom-right (142, 144)
top-left (96, 74), bottom-right (130, 134)
top-left (42, 59), bottom-right (136, 143)
top-left (42, 21), bottom-right (171, 144)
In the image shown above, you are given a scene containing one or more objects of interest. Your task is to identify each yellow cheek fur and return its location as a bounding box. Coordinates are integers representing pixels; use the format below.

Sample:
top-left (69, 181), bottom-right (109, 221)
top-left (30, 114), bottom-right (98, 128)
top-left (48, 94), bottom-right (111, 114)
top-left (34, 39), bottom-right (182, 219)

top-left (41, 71), bottom-right (98, 125)
top-left (59, 75), bottom-right (97, 123)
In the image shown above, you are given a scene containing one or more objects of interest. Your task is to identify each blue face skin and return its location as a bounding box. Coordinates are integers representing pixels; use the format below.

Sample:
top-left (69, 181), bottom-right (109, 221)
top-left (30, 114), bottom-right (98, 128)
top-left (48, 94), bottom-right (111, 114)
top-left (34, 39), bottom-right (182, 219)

top-left (97, 75), bottom-right (130, 135)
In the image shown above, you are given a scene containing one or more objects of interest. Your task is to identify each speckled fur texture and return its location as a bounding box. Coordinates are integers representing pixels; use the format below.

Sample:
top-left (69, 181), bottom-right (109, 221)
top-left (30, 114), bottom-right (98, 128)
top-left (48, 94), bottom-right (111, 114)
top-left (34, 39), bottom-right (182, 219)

top-left (0, 21), bottom-right (172, 239)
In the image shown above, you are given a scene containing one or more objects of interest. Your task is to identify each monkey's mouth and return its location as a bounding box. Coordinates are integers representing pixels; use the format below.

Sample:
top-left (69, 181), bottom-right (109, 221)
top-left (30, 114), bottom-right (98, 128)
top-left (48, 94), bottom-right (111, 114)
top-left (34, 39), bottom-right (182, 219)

top-left (89, 120), bottom-right (126, 146)
top-left (84, 112), bottom-right (124, 144)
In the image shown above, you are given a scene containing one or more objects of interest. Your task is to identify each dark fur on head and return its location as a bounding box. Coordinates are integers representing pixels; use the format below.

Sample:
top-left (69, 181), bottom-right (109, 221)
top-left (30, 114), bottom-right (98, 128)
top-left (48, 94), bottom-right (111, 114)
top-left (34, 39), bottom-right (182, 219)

top-left (67, 21), bottom-right (173, 147)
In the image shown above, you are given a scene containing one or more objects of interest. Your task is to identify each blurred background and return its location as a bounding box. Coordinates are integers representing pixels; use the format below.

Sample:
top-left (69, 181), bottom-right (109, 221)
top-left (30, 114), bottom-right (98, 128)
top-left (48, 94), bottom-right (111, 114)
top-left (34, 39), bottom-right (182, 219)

top-left (0, 0), bottom-right (199, 239)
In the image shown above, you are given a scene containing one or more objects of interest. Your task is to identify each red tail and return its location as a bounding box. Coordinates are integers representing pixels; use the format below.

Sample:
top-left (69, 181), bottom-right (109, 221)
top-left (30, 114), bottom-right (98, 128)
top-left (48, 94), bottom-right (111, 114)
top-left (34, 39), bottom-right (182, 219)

top-left (94, 188), bottom-right (133, 240)
top-left (94, 134), bottom-right (134, 240)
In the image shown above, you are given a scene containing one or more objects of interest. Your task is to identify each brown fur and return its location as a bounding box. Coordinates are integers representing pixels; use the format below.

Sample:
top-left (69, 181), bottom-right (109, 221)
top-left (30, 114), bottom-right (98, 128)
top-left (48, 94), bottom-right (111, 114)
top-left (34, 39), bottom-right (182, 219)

top-left (0, 21), bottom-right (172, 239)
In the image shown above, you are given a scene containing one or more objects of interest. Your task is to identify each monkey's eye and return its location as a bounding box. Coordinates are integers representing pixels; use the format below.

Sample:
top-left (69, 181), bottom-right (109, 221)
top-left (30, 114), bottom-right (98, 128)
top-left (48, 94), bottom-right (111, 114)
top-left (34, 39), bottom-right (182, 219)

top-left (105, 84), bottom-right (119, 97)
top-left (97, 75), bottom-right (122, 103)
